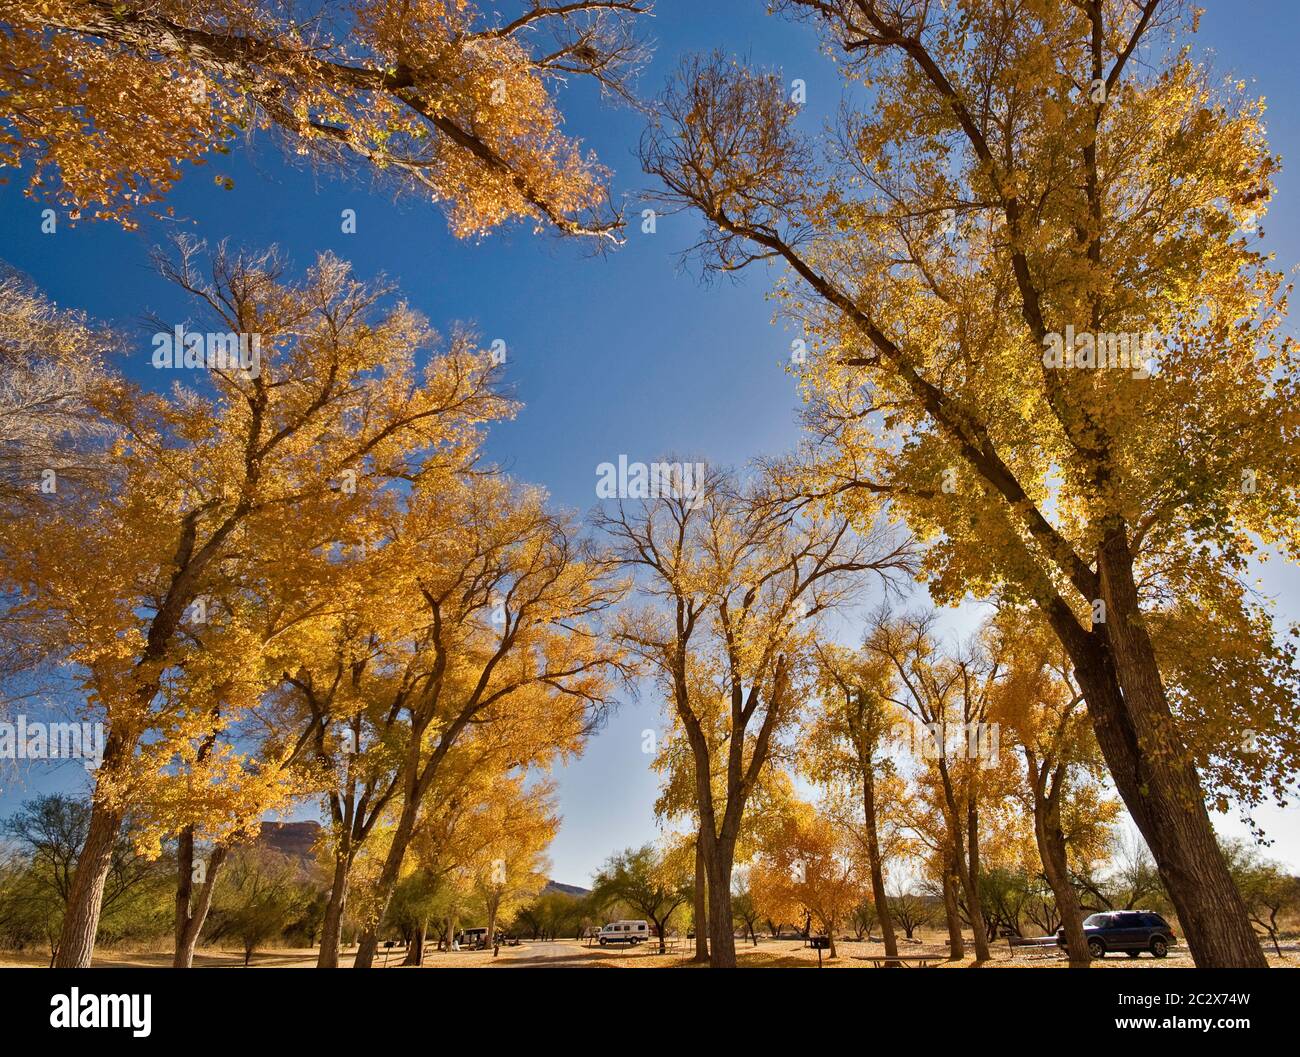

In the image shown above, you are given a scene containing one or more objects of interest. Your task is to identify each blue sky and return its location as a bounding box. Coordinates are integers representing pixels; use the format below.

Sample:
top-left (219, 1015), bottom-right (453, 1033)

top-left (1, 1), bottom-right (1298, 885)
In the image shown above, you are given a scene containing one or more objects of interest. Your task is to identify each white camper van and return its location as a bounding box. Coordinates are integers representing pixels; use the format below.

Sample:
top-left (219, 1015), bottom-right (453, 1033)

top-left (598, 920), bottom-right (651, 946)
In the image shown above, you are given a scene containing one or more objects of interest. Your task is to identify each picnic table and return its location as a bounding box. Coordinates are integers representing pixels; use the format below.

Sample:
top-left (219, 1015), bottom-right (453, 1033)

top-left (856, 953), bottom-right (943, 968)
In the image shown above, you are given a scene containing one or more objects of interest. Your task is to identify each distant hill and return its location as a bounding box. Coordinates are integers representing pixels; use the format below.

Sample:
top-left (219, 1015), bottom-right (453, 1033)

top-left (256, 821), bottom-right (322, 862)
top-left (253, 823), bottom-right (588, 898)
top-left (542, 880), bottom-right (589, 898)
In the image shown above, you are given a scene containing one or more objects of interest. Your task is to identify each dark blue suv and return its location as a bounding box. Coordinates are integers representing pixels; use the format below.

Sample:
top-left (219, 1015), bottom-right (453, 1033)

top-left (1057, 911), bottom-right (1177, 959)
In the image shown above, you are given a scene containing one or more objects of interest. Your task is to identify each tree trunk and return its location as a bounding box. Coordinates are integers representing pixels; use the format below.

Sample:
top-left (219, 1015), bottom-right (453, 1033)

top-left (1094, 534), bottom-right (1266, 967)
top-left (703, 836), bottom-right (737, 968)
top-left (941, 855), bottom-right (965, 960)
top-left (861, 768), bottom-right (899, 959)
top-left (936, 764), bottom-right (990, 962)
top-left (53, 797), bottom-right (122, 967)
top-left (692, 834), bottom-right (709, 961)
top-left (1033, 783), bottom-right (1089, 967)
top-left (402, 920), bottom-right (426, 966)
top-left (1042, 532), bottom-right (1268, 968)
top-left (317, 847), bottom-right (354, 968)
top-left (963, 797), bottom-right (991, 962)
top-left (173, 829), bottom-right (226, 967)
top-left (351, 801), bottom-right (419, 968)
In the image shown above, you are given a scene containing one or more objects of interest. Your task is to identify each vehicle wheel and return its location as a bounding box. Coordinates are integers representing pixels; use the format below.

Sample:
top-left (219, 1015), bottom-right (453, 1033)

top-left (599, 938), bottom-right (606, 946)
top-left (1088, 938), bottom-right (1106, 959)
top-left (1126, 951), bottom-right (1141, 958)
top-left (1150, 937), bottom-right (1168, 959)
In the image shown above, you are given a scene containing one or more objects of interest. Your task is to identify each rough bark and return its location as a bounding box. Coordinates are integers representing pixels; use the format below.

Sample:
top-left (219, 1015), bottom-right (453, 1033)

top-left (352, 800), bottom-right (419, 968)
top-left (703, 834), bottom-right (738, 968)
top-left (1094, 534), bottom-right (1266, 967)
top-left (52, 796), bottom-right (122, 967)
top-left (935, 760), bottom-right (990, 962)
top-left (861, 767), bottom-right (898, 959)
top-left (1026, 751), bottom-right (1089, 967)
top-left (402, 920), bottom-right (426, 966)
top-left (173, 830), bottom-right (227, 968)
top-left (941, 855), bottom-right (965, 960)
top-left (1037, 533), bottom-right (1268, 968)
top-left (692, 833), bottom-right (709, 961)
top-left (317, 848), bottom-right (355, 969)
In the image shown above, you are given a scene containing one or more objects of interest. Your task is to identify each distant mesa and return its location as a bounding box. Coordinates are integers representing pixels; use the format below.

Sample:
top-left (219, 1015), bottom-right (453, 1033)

top-left (254, 820), bottom-right (589, 899)
top-left (542, 880), bottom-right (590, 897)
top-left (256, 821), bottom-right (322, 862)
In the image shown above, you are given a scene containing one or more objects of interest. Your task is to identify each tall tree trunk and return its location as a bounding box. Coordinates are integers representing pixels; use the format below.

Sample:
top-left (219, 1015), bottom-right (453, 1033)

top-left (354, 926), bottom-right (380, 968)
top-left (1032, 773), bottom-right (1089, 967)
top-left (53, 797), bottom-right (122, 967)
top-left (861, 767), bottom-right (898, 959)
top-left (692, 834), bottom-right (709, 961)
top-left (963, 797), bottom-right (991, 961)
top-left (317, 846), bottom-right (355, 968)
top-left (941, 854), bottom-right (965, 960)
top-left (352, 801), bottom-right (418, 968)
top-left (703, 835), bottom-right (737, 968)
top-left (402, 920), bottom-right (426, 966)
top-left (937, 764), bottom-right (990, 962)
top-left (173, 829), bottom-right (226, 967)
top-left (1042, 533), bottom-right (1268, 968)
top-left (1093, 533), bottom-right (1266, 967)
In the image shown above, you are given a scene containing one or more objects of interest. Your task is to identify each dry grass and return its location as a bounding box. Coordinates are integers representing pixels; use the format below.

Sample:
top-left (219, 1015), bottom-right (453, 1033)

top-left (1, 930), bottom-right (1294, 968)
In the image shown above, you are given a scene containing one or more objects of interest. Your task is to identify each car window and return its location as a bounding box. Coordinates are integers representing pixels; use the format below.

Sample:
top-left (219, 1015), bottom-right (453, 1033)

top-left (1084, 913), bottom-right (1110, 927)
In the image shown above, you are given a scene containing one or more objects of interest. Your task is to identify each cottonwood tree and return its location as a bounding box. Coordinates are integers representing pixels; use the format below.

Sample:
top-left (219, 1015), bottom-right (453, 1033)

top-left (888, 888), bottom-right (930, 941)
top-left (601, 464), bottom-right (911, 966)
top-left (0, 265), bottom-right (114, 513)
top-left (2, 0), bottom-right (649, 237)
top-left (342, 475), bottom-right (626, 968)
top-left (265, 471), bottom-right (618, 968)
top-left (892, 774), bottom-right (964, 957)
top-left (468, 774), bottom-right (558, 950)
top-left (865, 610), bottom-right (1008, 961)
top-left (591, 844), bottom-right (692, 954)
top-left (650, 679), bottom-right (803, 961)
top-left (990, 606), bottom-right (1118, 965)
top-left (1222, 841), bottom-right (1299, 959)
top-left (750, 799), bottom-right (871, 960)
top-left (804, 642), bottom-right (905, 959)
top-left (0, 244), bottom-right (508, 967)
top-left (642, 1), bottom-right (1298, 966)
top-left (407, 764), bottom-right (563, 954)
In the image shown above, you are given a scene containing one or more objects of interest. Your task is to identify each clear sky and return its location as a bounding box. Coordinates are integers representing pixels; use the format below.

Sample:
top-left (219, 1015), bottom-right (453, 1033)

top-left (1, 1), bottom-right (1298, 886)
